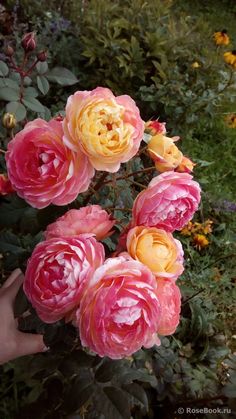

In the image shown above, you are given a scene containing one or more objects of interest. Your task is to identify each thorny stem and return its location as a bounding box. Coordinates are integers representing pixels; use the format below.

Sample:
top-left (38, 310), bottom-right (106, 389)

top-left (83, 172), bottom-right (109, 205)
top-left (103, 166), bottom-right (156, 185)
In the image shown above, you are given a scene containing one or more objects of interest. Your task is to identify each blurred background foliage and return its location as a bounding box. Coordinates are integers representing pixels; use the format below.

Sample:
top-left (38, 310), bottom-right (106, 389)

top-left (0, 0), bottom-right (236, 418)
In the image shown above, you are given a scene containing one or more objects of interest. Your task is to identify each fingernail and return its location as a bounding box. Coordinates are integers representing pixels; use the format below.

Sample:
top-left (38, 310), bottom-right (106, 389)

top-left (42, 346), bottom-right (50, 352)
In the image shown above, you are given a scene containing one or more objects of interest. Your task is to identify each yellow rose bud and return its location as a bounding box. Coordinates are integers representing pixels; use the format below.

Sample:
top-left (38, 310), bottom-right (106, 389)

top-left (147, 134), bottom-right (183, 173)
top-left (126, 226), bottom-right (184, 280)
top-left (176, 156), bottom-right (195, 173)
top-left (2, 113), bottom-right (17, 130)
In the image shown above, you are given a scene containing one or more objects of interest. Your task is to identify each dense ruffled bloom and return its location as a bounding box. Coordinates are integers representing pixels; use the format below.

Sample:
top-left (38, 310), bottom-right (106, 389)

top-left (224, 51), bottom-right (236, 69)
top-left (145, 120), bottom-right (166, 135)
top-left (147, 134), bottom-right (183, 172)
top-left (24, 235), bottom-right (105, 323)
top-left (77, 257), bottom-right (161, 359)
top-left (156, 279), bottom-right (181, 336)
top-left (6, 119), bottom-right (94, 209)
top-left (126, 226), bottom-right (184, 280)
top-left (0, 174), bottom-right (14, 195)
top-left (132, 171), bottom-right (201, 232)
top-left (45, 205), bottom-right (115, 241)
top-left (63, 87), bottom-right (144, 172)
top-left (213, 30), bottom-right (230, 46)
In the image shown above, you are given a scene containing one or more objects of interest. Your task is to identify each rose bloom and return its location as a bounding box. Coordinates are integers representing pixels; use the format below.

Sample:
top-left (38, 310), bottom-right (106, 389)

top-left (63, 87), bottom-right (144, 172)
top-left (127, 226), bottom-right (184, 281)
top-left (132, 171), bottom-right (201, 232)
top-left (0, 174), bottom-right (14, 195)
top-left (24, 235), bottom-right (104, 323)
top-left (147, 134), bottom-right (183, 172)
top-left (45, 205), bottom-right (115, 241)
top-left (156, 279), bottom-right (181, 336)
top-left (176, 156), bottom-right (195, 174)
top-left (6, 119), bottom-right (94, 209)
top-left (145, 120), bottom-right (166, 135)
top-left (77, 257), bottom-right (161, 359)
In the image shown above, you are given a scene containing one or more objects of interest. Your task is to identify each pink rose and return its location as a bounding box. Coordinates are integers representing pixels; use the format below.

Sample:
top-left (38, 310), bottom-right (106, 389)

top-left (45, 205), bottom-right (115, 241)
top-left (77, 257), bottom-right (161, 359)
top-left (6, 118), bottom-right (94, 209)
top-left (24, 235), bottom-right (105, 323)
top-left (132, 171), bottom-right (201, 232)
top-left (63, 87), bottom-right (144, 172)
top-left (156, 279), bottom-right (181, 336)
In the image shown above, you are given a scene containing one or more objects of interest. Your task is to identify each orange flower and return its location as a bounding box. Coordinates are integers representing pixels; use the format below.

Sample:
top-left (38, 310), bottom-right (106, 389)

top-left (213, 30), bottom-right (230, 46)
top-left (224, 51), bottom-right (236, 69)
top-left (193, 234), bottom-right (209, 250)
top-left (225, 113), bottom-right (236, 128)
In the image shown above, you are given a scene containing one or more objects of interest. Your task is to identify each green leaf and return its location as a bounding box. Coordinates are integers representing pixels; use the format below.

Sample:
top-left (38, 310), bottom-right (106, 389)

top-left (0, 77), bottom-right (19, 89)
top-left (36, 61), bottom-right (48, 75)
top-left (37, 75), bottom-right (50, 95)
top-left (46, 67), bottom-right (78, 86)
top-left (0, 60), bottom-right (9, 77)
top-left (95, 358), bottom-right (124, 383)
top-left (22, 97), bottom-right (45, 113)
top-left (62, 372), bottom-right (95, 414)
top-left (97, 386), bottom-right (130, 419)
top-left (6, 101), bottom-right (26, 121)
top-left (24, 87), bottom-right (39, 98)
top-left (0, 86), bottom-right (19, 101)
top-left (123, 383), bottom-right (148, 412)
top-left (0, 231), bottom-right (26, 255)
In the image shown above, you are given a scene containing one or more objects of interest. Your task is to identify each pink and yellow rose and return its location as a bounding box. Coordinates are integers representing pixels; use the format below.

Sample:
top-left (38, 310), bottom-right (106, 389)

top-left (132, 171), bottom-right (201, 232)
top-left (63, 87), bottom-right (144, 172)
top-left (77, 256), bottom-right (161, 359)
top-left (45, 205), bottom-right (115, 241)
top-left (126, 226), bottom-right (184, 280)
top-left (6, 119), bottom-right (94, 209)
top-left (24, 235), bottom-right (105, 323)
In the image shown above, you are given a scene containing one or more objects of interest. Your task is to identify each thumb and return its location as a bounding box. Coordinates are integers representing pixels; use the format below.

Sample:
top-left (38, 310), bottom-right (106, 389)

top-left (15, 332), bottom-right (49, 358)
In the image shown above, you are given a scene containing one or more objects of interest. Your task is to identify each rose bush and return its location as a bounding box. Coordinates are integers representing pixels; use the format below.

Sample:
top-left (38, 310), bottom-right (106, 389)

top-left (6, 119), bottom-right (94, 209)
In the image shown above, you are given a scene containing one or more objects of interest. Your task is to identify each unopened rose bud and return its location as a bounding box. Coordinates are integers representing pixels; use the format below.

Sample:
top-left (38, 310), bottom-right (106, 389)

top-left (2, 113), bottom-right (17, 130)
top-left (4, 45), bottom-right (14, 57)
top-left (176, 156), bottom-right (195, 173)
top-left (21, 32), bottom-right (36, 52)
top-left (37, 50), bottom-right (47, 62)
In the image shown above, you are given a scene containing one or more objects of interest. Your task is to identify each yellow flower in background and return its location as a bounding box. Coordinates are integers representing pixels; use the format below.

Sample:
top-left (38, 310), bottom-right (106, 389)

top-left (202, 219), bottom-right (213, 235)
top-left (191, 61), bottom-right (200, 69)
top-left (225, 113), bottom-right (236, 128)
top-left (213, 30), bottom-right (230, 46)
top-left (181, 221), bottom-right (194, 236)
top-left (193, 234), bottom-right (209, 250)
top-left (224, 51), bottom-right (236, 69)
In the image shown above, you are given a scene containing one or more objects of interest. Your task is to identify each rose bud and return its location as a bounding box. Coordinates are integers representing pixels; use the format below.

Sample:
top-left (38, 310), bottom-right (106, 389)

top-left (2, 113), bottom-right (16, 129)
top-left (4, 45), bottom-right (14, 57)
top-left (37, 50), bottom-right (47, 62)
top-left (21, 32), bottom-right (36, 52)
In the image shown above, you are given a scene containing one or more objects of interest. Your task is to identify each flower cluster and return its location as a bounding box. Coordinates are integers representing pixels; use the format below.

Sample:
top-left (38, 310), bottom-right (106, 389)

top-left (6, 87), bottom-right (201, 359)
top-left (181, 219), bottom-right (213, 250)
top-left (6, 87), bottom-right (144, 208)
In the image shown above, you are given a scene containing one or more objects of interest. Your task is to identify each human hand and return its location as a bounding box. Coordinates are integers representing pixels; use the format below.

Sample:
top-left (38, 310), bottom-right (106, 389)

top-left (0, 269), bottom-right (48, 365)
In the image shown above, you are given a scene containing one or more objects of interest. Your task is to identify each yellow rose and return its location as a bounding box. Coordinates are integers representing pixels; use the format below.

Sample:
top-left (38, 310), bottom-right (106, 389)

top-left (126, 226), bottom-right (184, 280)
top-left (63, 87), bottom-right (144, 173)
top-left (147, 134), bottom-right (183, 172)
